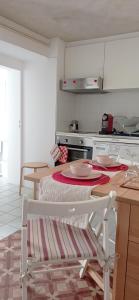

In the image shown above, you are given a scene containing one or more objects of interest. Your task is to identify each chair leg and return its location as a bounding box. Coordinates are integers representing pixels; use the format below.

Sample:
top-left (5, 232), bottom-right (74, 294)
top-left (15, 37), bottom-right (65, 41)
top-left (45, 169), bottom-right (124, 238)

top-left (21, 227), bottom-right (28, 300)
top-left (79, 259), bottom-right (88, 278)
top-left (103, 217), bottom-right (111, 300)
top-left (19, 167), bottom-right (23, 196)
top-left (103, 268), bottom-right (110, 300)
top-left (21, 277), bottom-right (27, 300)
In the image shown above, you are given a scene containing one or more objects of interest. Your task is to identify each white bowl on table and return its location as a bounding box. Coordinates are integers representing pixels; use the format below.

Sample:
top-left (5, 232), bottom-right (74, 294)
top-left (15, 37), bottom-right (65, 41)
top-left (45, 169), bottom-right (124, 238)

top-left (70, 163), bottom-right (92, 177)
top-left (96, 155), bottom-right (114, 166)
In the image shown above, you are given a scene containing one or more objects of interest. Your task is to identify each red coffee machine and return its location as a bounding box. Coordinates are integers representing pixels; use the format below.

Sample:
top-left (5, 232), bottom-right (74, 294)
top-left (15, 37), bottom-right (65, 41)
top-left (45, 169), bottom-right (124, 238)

top-left (101, 113), bottom-right (113, 134)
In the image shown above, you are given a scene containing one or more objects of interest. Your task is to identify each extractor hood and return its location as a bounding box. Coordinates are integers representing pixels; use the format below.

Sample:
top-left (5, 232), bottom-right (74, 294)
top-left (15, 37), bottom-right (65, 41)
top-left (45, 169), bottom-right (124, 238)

top-left (60, 77), bottom-right (103, 94)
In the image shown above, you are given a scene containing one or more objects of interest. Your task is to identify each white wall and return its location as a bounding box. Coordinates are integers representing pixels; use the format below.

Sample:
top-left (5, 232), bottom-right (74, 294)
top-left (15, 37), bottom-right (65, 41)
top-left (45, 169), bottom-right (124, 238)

top-left (74, 91), bottom-right (139, 132)
top-left (0, 52), bottom-right (23, 70)
top-left (56, 92), bottom-right (76, 131)
top-left (0, 21), bottom-right (49, 57)
top-left (50, 38), bottom-right (75, 132)
top-left (23, 56), bottom-right (57, 166)
top-left (0, 49), bottom-right (57, 187)
top-left (6, 68), bottom-right (21, 184)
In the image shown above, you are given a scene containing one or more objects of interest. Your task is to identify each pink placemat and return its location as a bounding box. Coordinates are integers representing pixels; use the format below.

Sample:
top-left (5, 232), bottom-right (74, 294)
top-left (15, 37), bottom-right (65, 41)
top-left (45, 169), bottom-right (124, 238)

top-left (52, 171), bottom-right (110, 186)
top-left (85, 162), bottom-right (128, 172)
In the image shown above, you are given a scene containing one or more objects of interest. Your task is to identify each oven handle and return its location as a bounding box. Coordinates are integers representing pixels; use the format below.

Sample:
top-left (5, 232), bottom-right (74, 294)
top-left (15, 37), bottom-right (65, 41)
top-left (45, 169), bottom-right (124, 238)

top-left (67, 147), bottom-right (89, 152)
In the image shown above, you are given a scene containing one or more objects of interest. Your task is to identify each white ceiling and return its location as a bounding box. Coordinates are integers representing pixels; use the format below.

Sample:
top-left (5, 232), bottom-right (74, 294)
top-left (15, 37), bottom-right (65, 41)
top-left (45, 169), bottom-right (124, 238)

top-left (0, 0), bottom-right (139, 42)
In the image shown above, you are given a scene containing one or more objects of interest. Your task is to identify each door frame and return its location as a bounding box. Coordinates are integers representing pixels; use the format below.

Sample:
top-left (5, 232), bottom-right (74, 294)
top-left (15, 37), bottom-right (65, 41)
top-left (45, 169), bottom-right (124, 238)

top-left (0, 63), bottom-right (23, 181)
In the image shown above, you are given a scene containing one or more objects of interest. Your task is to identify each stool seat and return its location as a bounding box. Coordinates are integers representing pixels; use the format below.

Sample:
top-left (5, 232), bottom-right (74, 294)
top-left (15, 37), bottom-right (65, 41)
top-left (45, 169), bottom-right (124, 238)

top-left (22, 162), bottom-right (48, 169)
top-left (19, 162), bottom-right (49, 198)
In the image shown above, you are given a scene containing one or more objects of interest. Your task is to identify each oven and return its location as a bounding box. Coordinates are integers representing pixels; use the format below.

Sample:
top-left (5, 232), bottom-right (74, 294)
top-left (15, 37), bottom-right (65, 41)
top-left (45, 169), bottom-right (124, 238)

top-left (55, 135), bottom-right (93, 165)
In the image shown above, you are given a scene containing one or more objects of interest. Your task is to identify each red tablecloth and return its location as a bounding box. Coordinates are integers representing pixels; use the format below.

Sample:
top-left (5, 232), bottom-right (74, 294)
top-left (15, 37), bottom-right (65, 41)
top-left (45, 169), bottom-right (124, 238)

top-left (85, 162), bottom-right (128, 172)
top-left (52, 171), bottom-right (110, 186)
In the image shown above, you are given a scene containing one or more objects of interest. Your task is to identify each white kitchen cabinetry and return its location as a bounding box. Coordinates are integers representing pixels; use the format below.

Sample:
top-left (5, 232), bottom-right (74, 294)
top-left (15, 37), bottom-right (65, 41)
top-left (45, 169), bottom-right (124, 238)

top-left (65, 43), bottom-right (105, 78)
top-left (104, 38), bottom-right (139, 90)
top-left (93, 140), bottom-right (139, 164)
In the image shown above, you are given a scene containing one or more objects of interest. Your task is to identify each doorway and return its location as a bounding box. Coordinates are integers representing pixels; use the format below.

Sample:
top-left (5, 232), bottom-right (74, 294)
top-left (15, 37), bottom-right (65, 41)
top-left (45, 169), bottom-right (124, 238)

top-left (0, 66), bottom-right (21, 185)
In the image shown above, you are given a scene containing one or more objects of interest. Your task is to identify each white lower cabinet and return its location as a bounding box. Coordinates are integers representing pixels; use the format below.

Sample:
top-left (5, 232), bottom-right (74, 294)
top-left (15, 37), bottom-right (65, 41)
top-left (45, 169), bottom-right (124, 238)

top-left (93, 140), bottom-right (139, 164)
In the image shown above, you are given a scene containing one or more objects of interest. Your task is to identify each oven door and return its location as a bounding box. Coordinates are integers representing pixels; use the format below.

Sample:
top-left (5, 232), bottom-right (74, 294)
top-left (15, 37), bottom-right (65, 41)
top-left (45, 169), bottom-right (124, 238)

top-left (55, 144), bottom-right (93, 165)
top-left (67, 144), bottom-right (93, 161)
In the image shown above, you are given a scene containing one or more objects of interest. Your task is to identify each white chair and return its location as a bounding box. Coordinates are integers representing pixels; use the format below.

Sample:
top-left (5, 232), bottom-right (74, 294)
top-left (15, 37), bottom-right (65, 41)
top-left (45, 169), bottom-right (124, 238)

top-left (20, 191), bottom-right (117, 300)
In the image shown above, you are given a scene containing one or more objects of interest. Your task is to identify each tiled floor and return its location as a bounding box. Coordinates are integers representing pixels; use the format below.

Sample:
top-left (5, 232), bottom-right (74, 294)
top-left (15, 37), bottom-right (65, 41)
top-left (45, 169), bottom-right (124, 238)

top-left (1, 230), bottom-right (110, 300)
top-left (0, 177), bottom-right (32, 240)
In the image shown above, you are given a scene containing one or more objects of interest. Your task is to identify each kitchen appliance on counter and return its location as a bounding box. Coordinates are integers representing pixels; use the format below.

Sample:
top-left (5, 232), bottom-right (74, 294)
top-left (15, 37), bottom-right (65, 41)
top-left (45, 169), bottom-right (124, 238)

top-left (69, 120), bottom-right (79, 132)
top-left (60, 77), bottom-right (103, 94)
top-left (56, 134), bottom-right (93, 165)
top-left (100, 113), bottom-right (113, 134)
top-left (112, 116), bottom-right (139, 135)
top-left (99, 115), bottom-right (139, 137)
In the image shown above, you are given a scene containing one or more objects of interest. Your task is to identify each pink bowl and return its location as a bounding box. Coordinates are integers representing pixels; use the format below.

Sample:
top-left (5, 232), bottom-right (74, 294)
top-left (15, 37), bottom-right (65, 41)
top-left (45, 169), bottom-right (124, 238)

top-left (96, 155), bottom-right (114, 165)
top-left (70, 163), bottom-right (92, 177)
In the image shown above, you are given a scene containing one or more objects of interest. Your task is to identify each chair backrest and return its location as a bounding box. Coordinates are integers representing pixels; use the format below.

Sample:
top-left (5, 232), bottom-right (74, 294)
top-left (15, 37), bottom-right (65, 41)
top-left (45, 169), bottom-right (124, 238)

top-left (22, 191), bottom-right (116, 226)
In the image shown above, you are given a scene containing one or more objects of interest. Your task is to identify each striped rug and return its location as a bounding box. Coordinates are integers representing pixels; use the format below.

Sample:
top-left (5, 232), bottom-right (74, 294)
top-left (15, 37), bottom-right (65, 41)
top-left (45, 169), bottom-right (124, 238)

top-left (0, 230), bottom-right (113, 300)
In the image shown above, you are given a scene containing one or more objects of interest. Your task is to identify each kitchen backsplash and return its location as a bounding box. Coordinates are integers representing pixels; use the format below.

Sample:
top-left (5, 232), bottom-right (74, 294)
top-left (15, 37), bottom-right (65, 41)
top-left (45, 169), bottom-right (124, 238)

top-left (57, 90), bottom-right (139, 132)
top-left (57, 91), bottom-right (139, 131)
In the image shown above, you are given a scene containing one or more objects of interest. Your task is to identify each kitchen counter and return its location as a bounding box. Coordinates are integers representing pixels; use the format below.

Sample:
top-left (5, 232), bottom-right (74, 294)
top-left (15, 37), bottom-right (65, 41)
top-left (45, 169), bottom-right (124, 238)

top-left (93, 171), bottom-right (139, 300)
top-left (56, 131), bottom-right (139, 144)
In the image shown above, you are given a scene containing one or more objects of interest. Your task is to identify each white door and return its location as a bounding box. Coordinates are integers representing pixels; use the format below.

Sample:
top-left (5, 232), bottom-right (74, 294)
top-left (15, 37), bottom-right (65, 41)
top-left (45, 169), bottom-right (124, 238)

top-left (6, 68), bottom-right (21, 185)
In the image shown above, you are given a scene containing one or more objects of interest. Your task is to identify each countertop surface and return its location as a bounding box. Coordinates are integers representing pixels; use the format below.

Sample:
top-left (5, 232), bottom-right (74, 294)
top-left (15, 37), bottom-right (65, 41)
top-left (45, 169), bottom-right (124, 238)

top-left (56, 131), bottom-right (139, 144)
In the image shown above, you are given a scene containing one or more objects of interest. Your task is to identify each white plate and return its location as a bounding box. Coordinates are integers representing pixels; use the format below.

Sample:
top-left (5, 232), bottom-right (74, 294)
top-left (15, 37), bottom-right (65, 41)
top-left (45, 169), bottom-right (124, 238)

top-left (61, 169), bottom-right (102, 180)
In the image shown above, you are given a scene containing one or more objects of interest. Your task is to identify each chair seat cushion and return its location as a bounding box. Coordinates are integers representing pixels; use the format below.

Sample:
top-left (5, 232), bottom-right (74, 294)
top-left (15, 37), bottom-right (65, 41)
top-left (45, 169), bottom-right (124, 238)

top-left (27, 218), bottom-right (104, 263)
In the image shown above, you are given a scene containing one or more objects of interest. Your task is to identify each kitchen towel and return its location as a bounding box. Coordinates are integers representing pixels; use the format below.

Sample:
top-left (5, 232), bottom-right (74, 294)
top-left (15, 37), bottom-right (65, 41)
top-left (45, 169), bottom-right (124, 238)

top-left (58, 145), bottom-right (68, 163)
top-left (50, 144), bottom-right (61, 162)
top-left (39, 175), bottom-right (94, 228)
top-left (50, 145), bottom-right (68, 163)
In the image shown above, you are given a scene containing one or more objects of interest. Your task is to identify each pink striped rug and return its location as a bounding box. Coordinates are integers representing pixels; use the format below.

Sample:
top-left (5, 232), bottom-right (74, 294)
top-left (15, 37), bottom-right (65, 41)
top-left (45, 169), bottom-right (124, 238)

top-left (0, 230), bottom-right (113, 299)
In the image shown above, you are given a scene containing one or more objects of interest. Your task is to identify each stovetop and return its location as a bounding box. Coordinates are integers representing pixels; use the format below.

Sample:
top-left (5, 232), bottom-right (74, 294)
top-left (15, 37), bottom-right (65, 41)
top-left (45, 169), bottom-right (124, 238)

top-left (68, 130), bottom-right (139, 137)
top-left (72, 131), bottom-right (96, 134)
top-left (99, 131), bottom-right (139, 137)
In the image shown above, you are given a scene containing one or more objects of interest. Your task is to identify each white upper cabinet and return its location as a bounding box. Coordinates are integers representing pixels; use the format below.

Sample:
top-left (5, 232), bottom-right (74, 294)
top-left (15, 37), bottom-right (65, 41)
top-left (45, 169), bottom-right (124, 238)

top-left (65, 43), bottom-right (105, 78)
top-left (104, 38), bottom-right (139, 90)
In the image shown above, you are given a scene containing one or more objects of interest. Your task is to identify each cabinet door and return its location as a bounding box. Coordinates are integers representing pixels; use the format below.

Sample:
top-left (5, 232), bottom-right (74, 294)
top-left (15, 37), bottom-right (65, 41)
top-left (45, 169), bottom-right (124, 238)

top-left (104, 38), bottom-right (139, 90)
top-left (118, 144), bottom-right (139, 165)
top-left (125, 276), bottom-right (139, 300)
top-left (93, 142), bottom-right (108, 160)
top-left (127, 241), bottom-right (139, 281)
top-left (129, 205), bottom-right (139, 243)
top-left (65, 43), bottom-right (104, 78)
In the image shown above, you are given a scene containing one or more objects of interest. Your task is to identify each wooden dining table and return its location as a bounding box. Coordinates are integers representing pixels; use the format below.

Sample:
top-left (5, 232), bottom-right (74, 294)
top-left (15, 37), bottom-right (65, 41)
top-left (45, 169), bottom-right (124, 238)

top-left (24, 159), bottom-right (139, 300)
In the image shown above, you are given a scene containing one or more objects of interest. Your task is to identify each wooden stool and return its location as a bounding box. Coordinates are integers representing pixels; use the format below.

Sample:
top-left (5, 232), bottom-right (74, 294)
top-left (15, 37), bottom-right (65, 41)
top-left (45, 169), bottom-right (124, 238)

top-left (19, 162), bottom-right (49, 199)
